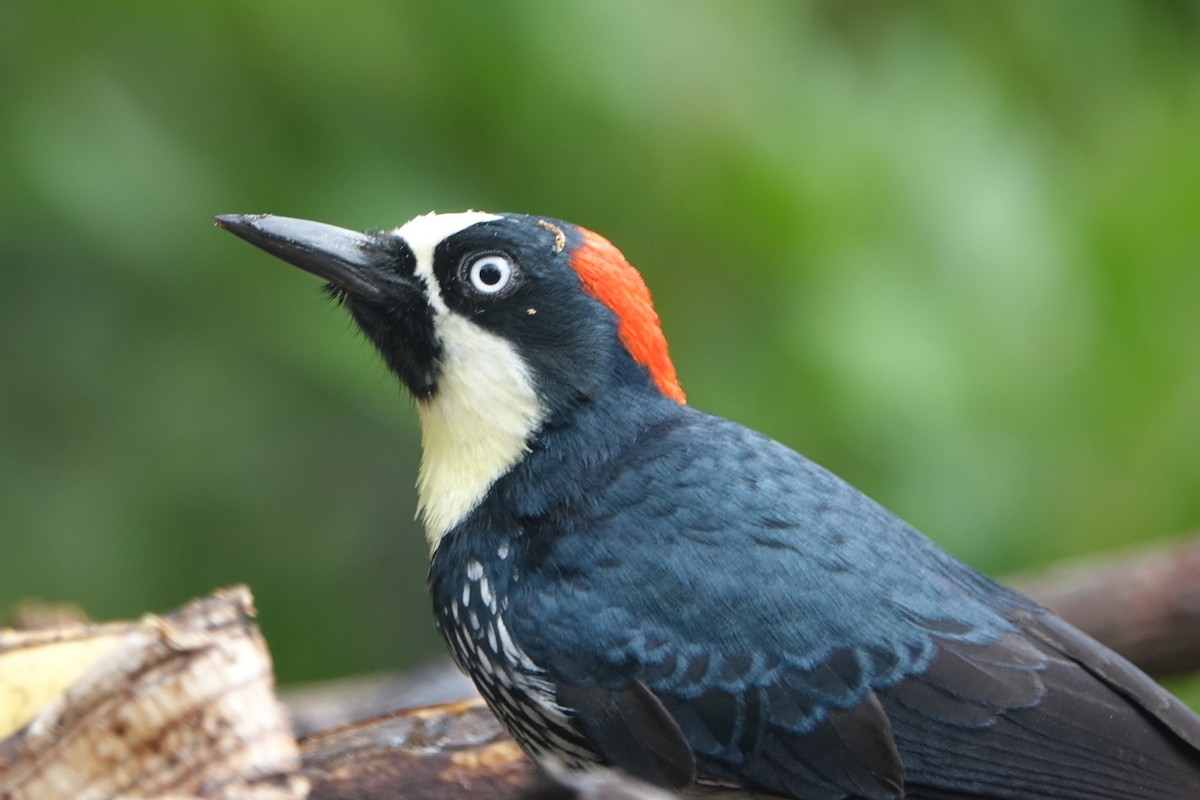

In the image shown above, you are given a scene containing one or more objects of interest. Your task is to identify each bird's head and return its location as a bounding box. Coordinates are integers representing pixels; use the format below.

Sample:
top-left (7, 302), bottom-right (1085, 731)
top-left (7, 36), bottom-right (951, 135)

top-left (216, 211), bottom-right (684, 546)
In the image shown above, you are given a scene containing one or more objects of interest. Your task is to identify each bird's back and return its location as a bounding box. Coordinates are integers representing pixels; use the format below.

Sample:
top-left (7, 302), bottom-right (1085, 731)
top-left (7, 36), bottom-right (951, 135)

top-left (466, 407), bottom-right (1200, 799)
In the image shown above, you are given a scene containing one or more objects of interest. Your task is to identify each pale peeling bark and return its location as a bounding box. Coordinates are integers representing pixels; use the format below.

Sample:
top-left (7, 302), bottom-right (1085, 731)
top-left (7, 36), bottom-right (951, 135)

top-left (0, 586), bottom-right (305, 800)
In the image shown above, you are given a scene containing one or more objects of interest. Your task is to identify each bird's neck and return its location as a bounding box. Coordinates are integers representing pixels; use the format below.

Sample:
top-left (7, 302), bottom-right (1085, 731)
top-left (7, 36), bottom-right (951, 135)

top-left (423, 351), bottom-right (685, 554)
top-left (414, 314), bottom-right (546, 550)
top-left (479, 369), bottom-right (685, 535)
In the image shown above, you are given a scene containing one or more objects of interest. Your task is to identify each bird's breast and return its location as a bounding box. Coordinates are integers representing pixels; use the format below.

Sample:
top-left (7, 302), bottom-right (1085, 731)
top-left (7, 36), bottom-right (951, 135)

top-left (432, 547), bottom-right (599, 768)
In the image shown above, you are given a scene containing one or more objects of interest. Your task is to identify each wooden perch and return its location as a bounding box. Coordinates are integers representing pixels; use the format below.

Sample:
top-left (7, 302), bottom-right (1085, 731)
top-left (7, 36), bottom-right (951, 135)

top-left (296, 701), bottom-right (679, 800)
top-left (1009, 530), bottom-right (1200, 678)
top-left (299, 700), bottom-right (530, 800)
top-left (0, 587), bottom-right (305, 800)
top-left (2, 533), bottom-right (1200, 799)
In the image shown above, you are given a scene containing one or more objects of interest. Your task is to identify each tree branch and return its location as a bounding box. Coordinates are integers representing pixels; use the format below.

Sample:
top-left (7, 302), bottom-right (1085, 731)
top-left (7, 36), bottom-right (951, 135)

top-left (1009, 530), bottom-right (1200, 678)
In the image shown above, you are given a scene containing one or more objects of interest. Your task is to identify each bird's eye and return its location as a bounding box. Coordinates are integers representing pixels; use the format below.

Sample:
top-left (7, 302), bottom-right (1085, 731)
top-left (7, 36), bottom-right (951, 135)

top-left (464, 253), bottom-right (516, 296)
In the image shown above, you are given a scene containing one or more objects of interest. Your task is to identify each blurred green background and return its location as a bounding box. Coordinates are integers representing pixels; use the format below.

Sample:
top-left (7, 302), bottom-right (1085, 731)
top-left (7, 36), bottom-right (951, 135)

top-left (1, 2), bottom-right (1198, 692)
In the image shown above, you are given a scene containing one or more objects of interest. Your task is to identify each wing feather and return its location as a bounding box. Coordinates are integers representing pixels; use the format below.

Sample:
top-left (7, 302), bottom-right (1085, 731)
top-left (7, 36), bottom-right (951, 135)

top-left (505, 411), bottom-right (1200, 798)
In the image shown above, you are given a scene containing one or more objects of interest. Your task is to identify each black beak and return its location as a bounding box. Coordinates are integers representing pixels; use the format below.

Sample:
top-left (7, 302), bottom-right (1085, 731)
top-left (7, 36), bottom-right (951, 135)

top-left (214, 214), bottom-right (387, 298)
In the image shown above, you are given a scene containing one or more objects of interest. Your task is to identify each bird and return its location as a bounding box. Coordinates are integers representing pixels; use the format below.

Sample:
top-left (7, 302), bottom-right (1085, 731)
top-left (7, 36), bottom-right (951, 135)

top-left (216, 210), bottom-right (1200, 799)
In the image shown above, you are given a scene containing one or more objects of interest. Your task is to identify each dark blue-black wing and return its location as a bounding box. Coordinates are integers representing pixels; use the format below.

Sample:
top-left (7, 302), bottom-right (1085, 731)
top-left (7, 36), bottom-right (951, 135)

top-left (554, 679), bottom-right (696, 790)
top-left (880, 614), bottom-right (1200, 799)
top-left (509, 411), bottom-right (1200, 799)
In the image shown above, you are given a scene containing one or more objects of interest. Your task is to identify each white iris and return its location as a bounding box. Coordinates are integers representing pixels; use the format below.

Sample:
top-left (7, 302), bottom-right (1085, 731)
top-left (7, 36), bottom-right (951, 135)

top-left (468, 254), bottom-right (513, 294)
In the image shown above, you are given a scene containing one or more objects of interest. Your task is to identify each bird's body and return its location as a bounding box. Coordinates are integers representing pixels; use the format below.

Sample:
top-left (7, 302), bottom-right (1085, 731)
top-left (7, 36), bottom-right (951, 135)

top-left (218, 210), bottom-right (1200, 799)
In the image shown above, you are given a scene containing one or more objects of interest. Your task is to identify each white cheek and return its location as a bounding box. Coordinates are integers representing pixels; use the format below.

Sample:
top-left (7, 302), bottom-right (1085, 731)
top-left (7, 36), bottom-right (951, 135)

top-left (397, 211), bottom-right (542, 548)
top-left (415, 313), bottom-right (545, 549)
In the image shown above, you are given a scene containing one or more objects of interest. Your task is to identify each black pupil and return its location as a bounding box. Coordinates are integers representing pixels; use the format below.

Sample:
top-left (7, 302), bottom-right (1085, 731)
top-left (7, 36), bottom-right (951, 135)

top-left (479, 262), bottom-right (503, 286)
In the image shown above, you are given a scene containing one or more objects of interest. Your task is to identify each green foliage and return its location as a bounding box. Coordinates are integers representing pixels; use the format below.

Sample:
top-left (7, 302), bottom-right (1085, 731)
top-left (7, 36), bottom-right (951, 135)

top-left (0, 2), bottom-right (1197, 684)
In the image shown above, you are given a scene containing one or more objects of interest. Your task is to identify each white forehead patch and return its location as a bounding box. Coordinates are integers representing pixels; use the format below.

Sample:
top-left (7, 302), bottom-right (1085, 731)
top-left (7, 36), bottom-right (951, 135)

top-left (396, 211), bottom-right (502, 316)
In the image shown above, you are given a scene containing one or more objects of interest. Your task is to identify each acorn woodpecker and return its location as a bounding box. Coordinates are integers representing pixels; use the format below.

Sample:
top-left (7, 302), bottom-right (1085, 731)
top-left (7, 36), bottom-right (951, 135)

top-left (216, 211), bottom-right (1200, 799)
